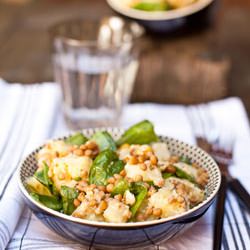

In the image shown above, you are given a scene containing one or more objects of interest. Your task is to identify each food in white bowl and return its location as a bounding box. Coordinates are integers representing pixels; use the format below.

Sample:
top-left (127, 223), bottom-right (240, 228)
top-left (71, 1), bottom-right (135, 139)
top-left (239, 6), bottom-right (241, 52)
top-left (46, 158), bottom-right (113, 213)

top-left (107, 0), bottom-right (214, 25)
top-left (26, 120), bottom-right (209, 223)
top-left (125, 0), bottom-right (198, 11)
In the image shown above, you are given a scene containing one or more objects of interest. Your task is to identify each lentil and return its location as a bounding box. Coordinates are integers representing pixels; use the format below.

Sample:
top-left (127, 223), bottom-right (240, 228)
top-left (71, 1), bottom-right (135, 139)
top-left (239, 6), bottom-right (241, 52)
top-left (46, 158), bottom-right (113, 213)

top-left (73, 199), bottom-right (81, 207)
top-left (114, 173), bottom-right (122, 180)
top-left (166, 165), bottom-right (176, 174)
top-left (73, 149), bottom-right (84, 156)
top-left (129, 156), bottom-right (138, 165)
top-left (89, 199), bottom-right (97, 207)
top-left (140, 163), bottom-right (147, 171)
top-left (145, 207), bottom-right (153, 216)
top-left (86, 141), bottom-right (97, 150)
top-left (135, 175), bottom-right (143, 182)
top-left (58, 173), bottom-right (65, 180)
top-left (77, 192), bottom-right (85, 202)
top-left (138, 155), bottom-right (145, 163)
top-left (107, 177), bottom-right (115, 184)
top-left (80, 144), bottom-right (87, 150)
top-left (99, 200), bottom-right (108, 210)
top-left (84, 149), bottom-right (93, 156)
top-left (106, 184), bottom-right (114, 193)
top-left (150, 155), bottom-right (158, 165)
top-left (97, 185), bottom-right (106, 192)
top-left (153, 208), bottom-right (162, 217)
top-left (120, 169), bottom-right (126, 177)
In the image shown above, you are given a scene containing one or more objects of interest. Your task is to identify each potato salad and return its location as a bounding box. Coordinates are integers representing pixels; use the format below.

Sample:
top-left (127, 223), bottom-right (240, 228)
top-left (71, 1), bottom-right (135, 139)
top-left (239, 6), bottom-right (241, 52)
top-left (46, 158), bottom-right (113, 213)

top-left (26, 120), bottom-right (209, 223)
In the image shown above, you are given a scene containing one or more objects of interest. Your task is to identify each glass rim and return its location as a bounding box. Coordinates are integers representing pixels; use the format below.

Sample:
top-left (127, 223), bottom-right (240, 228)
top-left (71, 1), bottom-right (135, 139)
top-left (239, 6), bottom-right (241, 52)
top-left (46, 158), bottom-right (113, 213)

top-left (54, 36), bottom-right (135, 49)
top-left (49, 16), bottom-right (144, 48)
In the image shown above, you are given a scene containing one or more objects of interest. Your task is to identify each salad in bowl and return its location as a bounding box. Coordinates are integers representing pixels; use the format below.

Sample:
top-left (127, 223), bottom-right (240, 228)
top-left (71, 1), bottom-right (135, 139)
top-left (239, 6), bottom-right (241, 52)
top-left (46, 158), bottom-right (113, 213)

top-left (126, 0), bottom-right (198, 11)
top-left (25, 120), bottom-right (209, 223)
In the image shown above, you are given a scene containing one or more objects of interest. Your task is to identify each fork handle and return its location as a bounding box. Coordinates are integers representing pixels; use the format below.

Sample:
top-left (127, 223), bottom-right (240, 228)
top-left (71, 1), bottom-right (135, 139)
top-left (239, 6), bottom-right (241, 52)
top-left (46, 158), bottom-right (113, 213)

top-left (229, 178), bottom-right (250, 211)
top-left (213, 175), bottom-right (227, 250)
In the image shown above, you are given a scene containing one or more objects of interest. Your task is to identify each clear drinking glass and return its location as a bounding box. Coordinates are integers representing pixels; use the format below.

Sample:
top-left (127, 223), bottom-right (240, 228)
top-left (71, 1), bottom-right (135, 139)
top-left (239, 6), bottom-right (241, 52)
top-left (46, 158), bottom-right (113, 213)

top-left (50, 17), bottom-right (143, 129)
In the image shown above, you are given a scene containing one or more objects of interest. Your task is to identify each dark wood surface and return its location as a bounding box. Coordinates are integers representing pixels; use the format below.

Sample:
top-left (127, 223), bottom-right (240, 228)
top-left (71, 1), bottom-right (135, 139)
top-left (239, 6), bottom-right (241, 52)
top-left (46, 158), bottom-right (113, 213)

top-left (0, 0), bottom-right (250, 112)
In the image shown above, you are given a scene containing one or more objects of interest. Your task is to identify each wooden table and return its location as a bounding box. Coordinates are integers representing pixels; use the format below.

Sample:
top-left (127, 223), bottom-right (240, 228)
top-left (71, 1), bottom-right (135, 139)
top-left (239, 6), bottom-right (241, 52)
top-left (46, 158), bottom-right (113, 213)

top-left (0, 0), bottom-right (250, 112)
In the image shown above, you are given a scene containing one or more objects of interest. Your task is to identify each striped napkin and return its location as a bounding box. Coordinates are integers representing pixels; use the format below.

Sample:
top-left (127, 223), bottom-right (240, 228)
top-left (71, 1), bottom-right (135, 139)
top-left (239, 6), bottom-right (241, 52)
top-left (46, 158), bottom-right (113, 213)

top-left (0, 79), bottom-right (61, 250)
top-left (0, 80), bottom-right (249, 250)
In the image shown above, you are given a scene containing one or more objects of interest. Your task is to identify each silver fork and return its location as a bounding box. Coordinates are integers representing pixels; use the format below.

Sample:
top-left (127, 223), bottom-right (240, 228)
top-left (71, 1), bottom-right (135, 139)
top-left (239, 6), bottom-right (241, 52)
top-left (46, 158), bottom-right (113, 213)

top-left (187, 104), bottom-right (250, 250)
top-left (192, 105), bottom-right (250, 210)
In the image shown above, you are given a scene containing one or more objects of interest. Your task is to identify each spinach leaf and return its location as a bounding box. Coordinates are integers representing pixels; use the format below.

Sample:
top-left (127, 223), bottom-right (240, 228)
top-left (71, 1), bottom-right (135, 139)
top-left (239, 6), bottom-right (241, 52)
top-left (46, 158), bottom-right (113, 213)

top-left (175, 166), bottom-right (196, 184)
top-left (112, 179), bottom-right (129, 196)
top-left (65, 132), bottom-right (88, 146)
top-left (133, 1), bottom-right (169, 11)
top-left (34, 162), bottom-right (59, 197)
top-left (162, 165), bottom-right (197, 184)
top-left (30, 193), bottom-right (40, 202)
top-left (116, 120), bottom-right (158, 146)
top-left (130, 182), bottom-right (147, 194)
top-left (162, 172), bottom-right (174, 179)
top-left (146, 181), bottom-right (154, 186)
top-left (179, 155), bottom-right (192, 165)
top-left (51, 183), bottom-right (60, 197)
top-left (26, 177), bottom-right (52, 197)
top-left (91, 131), bottom-right (116, 152)
top-left (89, 149), bottom-right (116, 186)
top-left (60, 186), bottom-right (78, 215)
top-left (34, 162), bottom-right (51, 187)
top-left (30, 193), bottom-right (62, 211)
top-left (130, 183), bottom-right (148, 218)
top-left (89, 149), bottom-right (124, 186)
top-left (107, 160), bottom-right (124, 177)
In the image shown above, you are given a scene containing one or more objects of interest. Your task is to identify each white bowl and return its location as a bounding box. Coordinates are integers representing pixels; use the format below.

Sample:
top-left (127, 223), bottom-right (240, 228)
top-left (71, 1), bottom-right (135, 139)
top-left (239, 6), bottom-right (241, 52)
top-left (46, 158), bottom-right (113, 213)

top-left (107, 0), bottom-right (214, 21)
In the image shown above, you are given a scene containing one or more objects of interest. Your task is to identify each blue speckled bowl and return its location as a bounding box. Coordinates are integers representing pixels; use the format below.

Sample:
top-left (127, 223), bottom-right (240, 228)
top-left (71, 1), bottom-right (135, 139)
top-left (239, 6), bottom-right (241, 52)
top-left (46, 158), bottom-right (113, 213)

top-left (18, 128), bottom-right (220, 249)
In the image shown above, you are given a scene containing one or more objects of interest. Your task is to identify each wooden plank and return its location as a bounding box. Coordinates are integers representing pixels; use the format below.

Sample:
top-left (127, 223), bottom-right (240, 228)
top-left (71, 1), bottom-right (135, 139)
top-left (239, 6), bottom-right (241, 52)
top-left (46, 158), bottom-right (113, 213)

top-left (0, 0), bottom-right (250, 111)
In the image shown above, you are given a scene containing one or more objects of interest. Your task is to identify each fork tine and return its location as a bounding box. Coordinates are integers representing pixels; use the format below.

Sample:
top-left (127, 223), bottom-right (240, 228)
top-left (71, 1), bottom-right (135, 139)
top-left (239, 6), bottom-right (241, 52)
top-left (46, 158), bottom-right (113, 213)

top-left (186, 106), bottom-right (212, 152)
top-left (196, 104), bottom-right (220, 146)
top-left (197, 104), bottom-right (235, 165)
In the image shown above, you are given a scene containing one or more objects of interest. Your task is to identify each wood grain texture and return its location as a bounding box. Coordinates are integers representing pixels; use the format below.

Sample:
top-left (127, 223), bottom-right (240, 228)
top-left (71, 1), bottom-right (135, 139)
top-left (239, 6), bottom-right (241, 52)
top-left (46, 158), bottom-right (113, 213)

top-left (0, 0), bottom-right (250, 110)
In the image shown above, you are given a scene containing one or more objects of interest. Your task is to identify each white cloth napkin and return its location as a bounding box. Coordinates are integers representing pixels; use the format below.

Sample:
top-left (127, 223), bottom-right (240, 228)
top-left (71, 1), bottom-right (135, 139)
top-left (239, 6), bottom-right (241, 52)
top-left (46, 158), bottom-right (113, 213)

top-left (0, 80), bottom-right (61, 250)
top-left (0, 80), bottom-right (249, 250)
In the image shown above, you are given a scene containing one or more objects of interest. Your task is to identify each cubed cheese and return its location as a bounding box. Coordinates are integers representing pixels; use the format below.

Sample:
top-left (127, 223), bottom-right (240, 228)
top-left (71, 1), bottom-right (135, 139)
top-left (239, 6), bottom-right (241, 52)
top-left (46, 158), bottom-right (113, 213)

top-left (51, 154), bottom-right (92, 190)
top-left (103, 199), bottom-right (131, 223)
top-left (37, 140), bottom-right (71, 168)
top-left (164, 177), bottom-right (204, 205)
top-left (124, 190), bottom-right (136, 206)
top-left (151, 142), bottom-right (171, 163)
top-left (48, 140), bottom-right (71, 155)
top-left (72, 200), bottom-right (104, 221)
top-left (149, 187), bottom-right (187, 218)
top-left (118, 146), bottom-right (130, 160)
top-left (125, 163), bottom-right (163, 187)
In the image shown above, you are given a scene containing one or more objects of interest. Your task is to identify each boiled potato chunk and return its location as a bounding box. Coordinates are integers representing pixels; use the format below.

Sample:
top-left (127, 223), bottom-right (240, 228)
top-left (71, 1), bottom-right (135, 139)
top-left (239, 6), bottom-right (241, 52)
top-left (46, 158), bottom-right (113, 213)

top-left (125, 163), bottom-right (164, 187)
top-left (51, 154), bottom-right (92, 191)
top-left (103, 199), bottom-right (131, 223)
